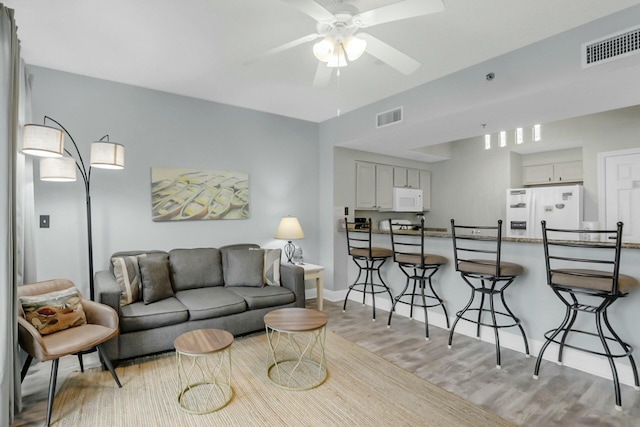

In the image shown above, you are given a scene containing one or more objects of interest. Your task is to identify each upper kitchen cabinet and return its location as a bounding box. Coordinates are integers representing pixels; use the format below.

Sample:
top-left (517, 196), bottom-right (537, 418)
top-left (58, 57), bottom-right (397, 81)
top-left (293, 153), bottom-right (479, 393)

top-left (522, 161), bottom-right (583, 185)
top-left (419, 170), bottom-right (431, 211)
top-left (355, 161), bottom-right (393, 209)
top-left (393, 167), bottom-right (420, 188)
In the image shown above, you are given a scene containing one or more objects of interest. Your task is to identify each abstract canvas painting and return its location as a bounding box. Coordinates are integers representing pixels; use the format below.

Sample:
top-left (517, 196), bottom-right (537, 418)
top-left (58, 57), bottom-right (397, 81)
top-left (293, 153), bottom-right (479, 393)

top-left (150, 167), bottom-right (249, 221)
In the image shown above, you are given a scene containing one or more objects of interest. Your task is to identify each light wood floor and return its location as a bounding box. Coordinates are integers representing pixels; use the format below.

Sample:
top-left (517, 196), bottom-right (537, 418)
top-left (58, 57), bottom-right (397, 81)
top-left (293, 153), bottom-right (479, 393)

top-left (14, 299), bottom-right (640, 426)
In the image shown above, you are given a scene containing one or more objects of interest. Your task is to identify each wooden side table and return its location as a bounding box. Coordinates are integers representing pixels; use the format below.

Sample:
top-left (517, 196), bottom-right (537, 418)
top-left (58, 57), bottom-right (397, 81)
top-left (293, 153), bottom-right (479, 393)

top-left (174, 329), bottom-right (234, 414)
top-left (300, 263), bottom-right (325, 311)
top-left (264, 308), bottom-right (328, 390)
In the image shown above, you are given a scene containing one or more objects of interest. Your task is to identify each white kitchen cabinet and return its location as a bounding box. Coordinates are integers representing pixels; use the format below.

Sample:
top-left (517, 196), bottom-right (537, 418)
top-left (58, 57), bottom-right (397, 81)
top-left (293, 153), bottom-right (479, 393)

top-left (553, 161), bottom-right (583, 183)
top-left (356, 162), bottom-right (393, 209)
top-left (376, 164), bottom-right (394, 209)
top-left (356, 162), bottom-right (376, 209)
top-left (419, 170), bottom-right (431, 211)
top-left (407, 169), bottom-right (420, 188)
top-left (522, 161), bottom-right (583, 185)
top-left (393, 167), bottom-right (420, 188)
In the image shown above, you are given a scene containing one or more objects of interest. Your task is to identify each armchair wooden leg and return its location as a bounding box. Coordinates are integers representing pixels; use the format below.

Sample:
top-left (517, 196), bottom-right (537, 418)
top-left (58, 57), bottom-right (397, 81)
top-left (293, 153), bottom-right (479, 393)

top-left (97, 345), bottom-right (122, 388)
top-left (20, 355), bottom-right (33, 383)
top-left (45, 359), bottom-right (59, 427)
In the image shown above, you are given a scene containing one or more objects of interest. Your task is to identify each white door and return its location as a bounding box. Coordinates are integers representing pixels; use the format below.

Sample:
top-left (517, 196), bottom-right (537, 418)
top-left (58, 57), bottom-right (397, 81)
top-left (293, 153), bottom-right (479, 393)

top-left (600, 150), bottom-right (640, 243)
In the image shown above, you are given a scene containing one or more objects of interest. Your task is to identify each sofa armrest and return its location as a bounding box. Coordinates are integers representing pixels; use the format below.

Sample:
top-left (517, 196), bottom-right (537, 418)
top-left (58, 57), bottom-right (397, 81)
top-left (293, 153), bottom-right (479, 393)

top-left (94, 270), bottom-right (122, 314)
top-left (94, 270), bottom-right (122, 360)
top-left (280, 263), bottom-right (305, 308)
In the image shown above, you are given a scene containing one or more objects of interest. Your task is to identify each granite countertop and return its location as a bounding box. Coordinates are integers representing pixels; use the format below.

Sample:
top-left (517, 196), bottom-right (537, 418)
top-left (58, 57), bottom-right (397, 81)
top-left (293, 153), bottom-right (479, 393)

top-left (354, 227), bottom-right (640, 250)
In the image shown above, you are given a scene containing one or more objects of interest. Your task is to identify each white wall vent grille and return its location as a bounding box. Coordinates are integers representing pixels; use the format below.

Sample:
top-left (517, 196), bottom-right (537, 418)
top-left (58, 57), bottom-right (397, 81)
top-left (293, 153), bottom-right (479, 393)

top-left (582, 25), bottom-right (640, 68)
top-left (376, 107), bottom-right (403, 128)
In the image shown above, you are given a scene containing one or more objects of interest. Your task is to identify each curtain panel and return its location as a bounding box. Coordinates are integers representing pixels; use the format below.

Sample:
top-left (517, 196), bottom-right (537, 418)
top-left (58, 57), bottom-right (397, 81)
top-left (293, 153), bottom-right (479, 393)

top-left (1, 4), bottom-right (35, 425)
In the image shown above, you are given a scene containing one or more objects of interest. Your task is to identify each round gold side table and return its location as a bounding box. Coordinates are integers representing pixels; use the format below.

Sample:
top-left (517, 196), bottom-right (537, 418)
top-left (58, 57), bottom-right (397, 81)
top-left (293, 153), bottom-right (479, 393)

top-left (174, 329), bottom-right (234, 414)
top-left (264, 308), bottom-right (328, 390)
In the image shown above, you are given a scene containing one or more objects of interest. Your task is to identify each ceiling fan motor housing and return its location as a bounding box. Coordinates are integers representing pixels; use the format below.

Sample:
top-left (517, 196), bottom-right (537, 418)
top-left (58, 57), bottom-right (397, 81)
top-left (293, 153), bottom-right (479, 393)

top-left (317, 13), bottom-right (358, 41)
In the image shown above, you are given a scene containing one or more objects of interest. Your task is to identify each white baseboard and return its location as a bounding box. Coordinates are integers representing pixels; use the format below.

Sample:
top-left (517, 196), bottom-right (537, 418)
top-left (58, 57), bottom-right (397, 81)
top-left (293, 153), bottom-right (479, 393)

top-left (317, 291), bottom-right (638, 387)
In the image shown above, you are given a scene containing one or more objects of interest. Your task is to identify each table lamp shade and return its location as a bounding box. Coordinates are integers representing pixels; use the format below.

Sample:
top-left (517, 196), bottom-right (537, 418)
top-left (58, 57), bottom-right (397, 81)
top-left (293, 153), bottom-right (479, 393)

top-left (275, 217), bottom-right (305, 240)
top-left (21, 124), bottom-right (64, 157)
top-left (90, 142), bottom-right (125, 169)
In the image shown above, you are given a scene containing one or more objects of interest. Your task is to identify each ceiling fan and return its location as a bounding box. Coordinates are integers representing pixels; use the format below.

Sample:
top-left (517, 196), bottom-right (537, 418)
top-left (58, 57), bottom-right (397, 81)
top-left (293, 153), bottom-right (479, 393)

top-left (264, 0), bottom-right (445, 86)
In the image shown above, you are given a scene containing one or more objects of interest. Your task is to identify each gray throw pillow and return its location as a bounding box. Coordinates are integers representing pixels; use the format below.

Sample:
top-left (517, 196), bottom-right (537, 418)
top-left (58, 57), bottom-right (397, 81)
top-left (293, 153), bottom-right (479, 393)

top-left (139, 254), bottom-right (174, 304)
top-left (224, 249), bottom-right (264, 287)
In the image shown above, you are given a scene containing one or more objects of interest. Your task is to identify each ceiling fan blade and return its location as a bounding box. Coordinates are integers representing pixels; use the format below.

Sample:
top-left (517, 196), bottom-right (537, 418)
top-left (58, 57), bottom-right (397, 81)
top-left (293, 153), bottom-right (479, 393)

top-left (313, 62), bottom-right (333, 87)
top-left (262, 33), bottom-right (321, 57)
top-left (281, 0), bottom-right (336, 24)
top-left (353, 0), bottom-right (444, 28)
top-left (358, 33), bottom-right (420, 75)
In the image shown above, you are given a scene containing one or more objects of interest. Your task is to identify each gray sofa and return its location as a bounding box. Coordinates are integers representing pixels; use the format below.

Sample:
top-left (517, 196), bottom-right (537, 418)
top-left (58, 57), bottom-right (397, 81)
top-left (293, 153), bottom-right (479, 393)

top-left (94, 244), bottom-right (305, 361)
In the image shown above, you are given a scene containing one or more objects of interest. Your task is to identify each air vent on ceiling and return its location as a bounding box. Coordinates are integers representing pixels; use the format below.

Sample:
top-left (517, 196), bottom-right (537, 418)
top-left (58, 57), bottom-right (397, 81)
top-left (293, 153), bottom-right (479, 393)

top-left (582, 25), bottom-right (640, 68)
top-left (376, 107), bottom-right (403, 128)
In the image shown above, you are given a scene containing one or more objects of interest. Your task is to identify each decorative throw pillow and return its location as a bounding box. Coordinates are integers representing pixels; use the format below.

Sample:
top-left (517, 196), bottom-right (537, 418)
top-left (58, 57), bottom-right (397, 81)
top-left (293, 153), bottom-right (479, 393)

top-left (224, 249), bottom-right (264, 287)
top-left (139, 254), bottom-right (174, 305)
top-left (20, 287), bottom-right (87, 336)
top-left (263, 248), bottom-right (282, 286)
top-left (112, 254), bottom-right (146, 306)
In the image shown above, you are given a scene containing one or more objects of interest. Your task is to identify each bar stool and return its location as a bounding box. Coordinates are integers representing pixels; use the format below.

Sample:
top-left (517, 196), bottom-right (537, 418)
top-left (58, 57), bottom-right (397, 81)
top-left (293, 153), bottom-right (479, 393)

top-left (534, 221), bottom-right (640, 410)
top-left (344, 217), bottom-right (393, 321)
top-left (448, 219), bottom-right (530, 368)
top-left (387, 218), bottom-right (449, 340)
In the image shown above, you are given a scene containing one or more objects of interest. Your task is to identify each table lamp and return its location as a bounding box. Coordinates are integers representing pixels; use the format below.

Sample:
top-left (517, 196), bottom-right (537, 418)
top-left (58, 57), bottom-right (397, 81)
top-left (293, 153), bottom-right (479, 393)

top-left (275, 216), bottom-right (305, 263)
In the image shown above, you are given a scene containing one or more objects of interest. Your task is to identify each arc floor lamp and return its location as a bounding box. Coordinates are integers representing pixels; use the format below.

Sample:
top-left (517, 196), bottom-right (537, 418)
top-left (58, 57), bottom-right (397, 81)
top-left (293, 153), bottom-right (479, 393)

top-left (21, 116), bottom-right (125, 300)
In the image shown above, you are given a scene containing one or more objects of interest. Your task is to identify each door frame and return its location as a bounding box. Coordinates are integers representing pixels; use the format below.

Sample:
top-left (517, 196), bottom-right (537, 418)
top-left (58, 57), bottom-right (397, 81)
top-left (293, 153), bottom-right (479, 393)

top-left (597, 147), bottom-right (640, 228)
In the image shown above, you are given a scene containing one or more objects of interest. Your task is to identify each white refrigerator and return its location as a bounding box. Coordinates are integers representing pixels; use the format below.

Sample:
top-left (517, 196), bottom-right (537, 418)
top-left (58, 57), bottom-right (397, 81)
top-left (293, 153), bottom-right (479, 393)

top-left (506, 185), bottom-right (583, 239)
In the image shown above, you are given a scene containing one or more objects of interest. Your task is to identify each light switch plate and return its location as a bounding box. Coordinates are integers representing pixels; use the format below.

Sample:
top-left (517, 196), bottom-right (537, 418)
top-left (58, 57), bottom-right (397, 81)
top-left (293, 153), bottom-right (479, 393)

top-left (40, 215), bottom-right (50, 228)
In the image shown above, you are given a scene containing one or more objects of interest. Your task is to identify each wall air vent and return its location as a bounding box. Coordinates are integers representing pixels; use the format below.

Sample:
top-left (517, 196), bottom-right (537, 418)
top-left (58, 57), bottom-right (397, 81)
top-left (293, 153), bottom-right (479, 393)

top-left (376, 107), bottom-right (403, 128)
top-left (582, 25), bottom-right (640, 68)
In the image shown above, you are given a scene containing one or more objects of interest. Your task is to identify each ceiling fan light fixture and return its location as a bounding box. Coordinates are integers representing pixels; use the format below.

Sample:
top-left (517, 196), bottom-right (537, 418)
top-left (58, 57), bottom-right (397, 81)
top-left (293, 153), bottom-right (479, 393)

top-left (313, 37), bottom-right (335, 62)
top-left (344, 36), bottom-right (367, 61)
top-left (327, 44), bottom-right (348, 68)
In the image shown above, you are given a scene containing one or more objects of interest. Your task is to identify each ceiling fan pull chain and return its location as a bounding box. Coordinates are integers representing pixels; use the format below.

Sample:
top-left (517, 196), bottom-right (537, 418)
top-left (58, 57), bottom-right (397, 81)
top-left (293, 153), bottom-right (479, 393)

top-left (336, 67), bottom-right (342, 117)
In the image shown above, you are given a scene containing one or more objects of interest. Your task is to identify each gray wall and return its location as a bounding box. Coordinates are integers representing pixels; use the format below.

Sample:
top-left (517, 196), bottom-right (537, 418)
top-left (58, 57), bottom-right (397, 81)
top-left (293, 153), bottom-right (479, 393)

top-left (29, 66), bottom-right (319, 297)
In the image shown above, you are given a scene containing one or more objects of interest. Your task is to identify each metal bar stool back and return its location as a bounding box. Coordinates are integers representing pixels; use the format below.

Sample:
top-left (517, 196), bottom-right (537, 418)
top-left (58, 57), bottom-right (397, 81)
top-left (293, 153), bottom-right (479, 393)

top-left (387, 218), bottom-right (449, 340)
top-left (533, 220), bottom-right (640, 410)
top-left (448, 219), bottom-right (530, 368)
top-left (343, 217), bottom-right (393, 320)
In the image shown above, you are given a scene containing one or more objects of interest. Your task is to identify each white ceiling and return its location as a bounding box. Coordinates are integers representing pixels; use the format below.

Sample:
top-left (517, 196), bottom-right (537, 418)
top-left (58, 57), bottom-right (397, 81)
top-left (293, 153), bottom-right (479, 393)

top-left (5, 0), bottom-right (640, 160)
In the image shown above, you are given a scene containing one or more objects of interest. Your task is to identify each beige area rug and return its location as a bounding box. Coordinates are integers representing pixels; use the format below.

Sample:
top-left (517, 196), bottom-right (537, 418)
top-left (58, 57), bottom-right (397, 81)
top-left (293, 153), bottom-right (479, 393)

top-left (52, 332), bottom-right (514, 427)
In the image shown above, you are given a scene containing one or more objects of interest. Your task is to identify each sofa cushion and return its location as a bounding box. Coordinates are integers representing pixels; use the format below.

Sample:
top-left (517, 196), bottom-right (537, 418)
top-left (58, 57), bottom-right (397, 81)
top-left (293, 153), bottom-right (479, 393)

top-left (119, 297), bottom-right (188, 333)
top-left (224, 248), bottom-right (264, 287)
top-left (174, 287), bottom-right (247, 321)
top-left (220, 244), bottom-right (260, 273)
top-left (111, 254), bottom-right (146, 306)
top-left (169, 248), bottom-right (223, 291)
top-left (139, 254), bottom-right (174, 304)
top-left (228, 286), bottom-right (295, 310)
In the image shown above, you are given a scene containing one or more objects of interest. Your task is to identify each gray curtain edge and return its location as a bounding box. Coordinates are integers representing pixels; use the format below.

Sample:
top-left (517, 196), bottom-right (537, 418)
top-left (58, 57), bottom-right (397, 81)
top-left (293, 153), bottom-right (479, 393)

top-left (1, 4), bottom-right (34, 426)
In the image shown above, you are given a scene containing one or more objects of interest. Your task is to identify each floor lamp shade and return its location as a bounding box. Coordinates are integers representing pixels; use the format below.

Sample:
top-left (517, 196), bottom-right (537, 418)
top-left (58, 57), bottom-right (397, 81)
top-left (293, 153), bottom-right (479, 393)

top-left (39, 157), bottom-right (77, 182)
top-left (275, 216), bottom-right (305, 263)
top-left (21, 124), bottom-right (65, 157)
top-left (90, 142), bottom-right (125, 169)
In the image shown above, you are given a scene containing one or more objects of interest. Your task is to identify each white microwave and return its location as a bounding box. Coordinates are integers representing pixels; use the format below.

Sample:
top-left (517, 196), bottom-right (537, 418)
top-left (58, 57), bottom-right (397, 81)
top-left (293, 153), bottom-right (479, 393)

top-left (391, 187), bottom-right (423, 212)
